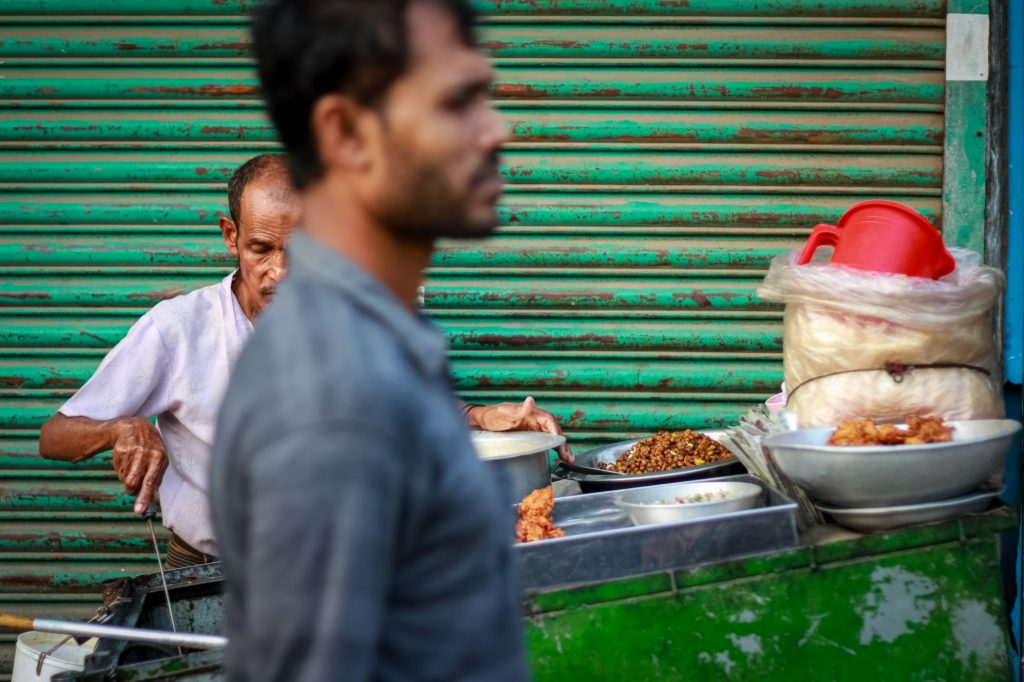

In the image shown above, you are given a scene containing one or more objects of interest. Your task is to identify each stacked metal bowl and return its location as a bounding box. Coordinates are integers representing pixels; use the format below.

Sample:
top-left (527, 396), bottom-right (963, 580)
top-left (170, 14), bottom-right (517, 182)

top-left (764, 419), bottom-right (1021, 531)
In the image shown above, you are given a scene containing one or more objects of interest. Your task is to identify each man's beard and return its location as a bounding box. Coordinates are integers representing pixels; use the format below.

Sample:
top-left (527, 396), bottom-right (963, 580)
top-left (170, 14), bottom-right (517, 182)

top-left (372, 143), bottom-right (502, 241)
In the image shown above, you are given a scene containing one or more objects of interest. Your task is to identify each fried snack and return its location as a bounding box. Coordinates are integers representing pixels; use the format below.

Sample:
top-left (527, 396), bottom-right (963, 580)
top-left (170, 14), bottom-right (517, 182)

top-left (597, 430), bottom-right (733, 475)
top-left (827, 416), bottom-right (954, 446)
top-left (515, 486), bottom-right (565, 543)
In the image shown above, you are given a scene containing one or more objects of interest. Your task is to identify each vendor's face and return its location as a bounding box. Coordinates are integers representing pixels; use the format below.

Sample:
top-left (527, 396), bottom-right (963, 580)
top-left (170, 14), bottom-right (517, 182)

top-left (219, 179), bottom-right (301, 319)
top-left (366, 1), bottom-right (508, 239)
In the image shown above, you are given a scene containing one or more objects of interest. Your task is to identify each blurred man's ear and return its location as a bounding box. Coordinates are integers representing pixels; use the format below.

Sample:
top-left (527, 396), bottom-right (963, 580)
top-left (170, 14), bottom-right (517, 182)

top-left (311, 94), bottom-right (374, 174)
top-left (220, 216), bottom-right (240, 257)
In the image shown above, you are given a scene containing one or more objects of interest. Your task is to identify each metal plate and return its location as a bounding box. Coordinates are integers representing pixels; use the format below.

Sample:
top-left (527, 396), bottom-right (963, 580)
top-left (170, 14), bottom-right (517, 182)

top-left (816, 485), bottom-right (1005, 532)
top-left (515, 474), bottom-right (798, 592)
top-left (553, 430), bottom-right (745, 492)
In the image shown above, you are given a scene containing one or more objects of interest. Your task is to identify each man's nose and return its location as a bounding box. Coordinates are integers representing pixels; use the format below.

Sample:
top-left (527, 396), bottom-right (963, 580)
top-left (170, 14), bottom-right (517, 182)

top-left (480, 103), bottom-right (509, 151)
top-left (267, 250), bottom-right (286, 282)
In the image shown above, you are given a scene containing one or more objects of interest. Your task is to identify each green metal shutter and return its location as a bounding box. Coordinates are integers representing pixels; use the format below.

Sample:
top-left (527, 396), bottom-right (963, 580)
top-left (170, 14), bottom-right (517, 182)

top-left (0, 0), bottom-right (953, 676)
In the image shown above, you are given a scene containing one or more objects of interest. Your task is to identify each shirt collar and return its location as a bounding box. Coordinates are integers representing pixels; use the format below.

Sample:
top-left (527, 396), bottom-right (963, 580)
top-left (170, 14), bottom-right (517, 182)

top-left (286, 231), bottom-right (448, 376)
top-left (224, 270), bottom-right (254, 332)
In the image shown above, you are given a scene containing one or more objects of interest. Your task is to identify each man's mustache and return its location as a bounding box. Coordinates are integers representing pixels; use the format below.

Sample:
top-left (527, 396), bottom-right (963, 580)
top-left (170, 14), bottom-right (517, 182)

top-left (469, 151), bottom-right (502, 188)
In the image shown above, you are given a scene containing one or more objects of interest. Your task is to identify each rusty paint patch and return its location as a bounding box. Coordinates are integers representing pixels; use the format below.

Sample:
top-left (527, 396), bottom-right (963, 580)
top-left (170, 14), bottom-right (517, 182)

top-left (753, 86), bottom-right (847, 101)
top-left (78, 329), bottom-right (110, 344)
top-left (0, 292), bottom-right (51, 300)
top-left (529, 40), bottom-right (588, 49)
top-left (43, 377), bottom-right (81, 388)
top-left (195, 41), bottom-right (249, 51)
top-left (493, 84), bottom-right (548, 99)
top-left (457, 332), bottom-right (618, 348)
top-left (128, 84), bottom-right (258, 97)
top-left (564, 410), bottom-right (587, 428)
top-left (0, 376), bottom-right (26, 388)
top-left (673, 290), bottom-right (711, 307)
top-left (755, 169), bottom-right (803, 182)
top-left (127, 288), bottom-right (187, 301)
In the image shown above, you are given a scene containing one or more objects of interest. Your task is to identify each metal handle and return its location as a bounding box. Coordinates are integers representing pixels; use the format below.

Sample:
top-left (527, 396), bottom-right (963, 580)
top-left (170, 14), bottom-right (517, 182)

top-left (30, 618), bottom-right (227, 650)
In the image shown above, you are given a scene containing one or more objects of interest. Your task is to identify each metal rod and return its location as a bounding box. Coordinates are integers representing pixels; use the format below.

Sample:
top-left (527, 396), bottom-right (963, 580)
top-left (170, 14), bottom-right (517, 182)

top-left (30, 618), bottom-right (227, 650)
top-left (143, 509), bottom-right (181, 655)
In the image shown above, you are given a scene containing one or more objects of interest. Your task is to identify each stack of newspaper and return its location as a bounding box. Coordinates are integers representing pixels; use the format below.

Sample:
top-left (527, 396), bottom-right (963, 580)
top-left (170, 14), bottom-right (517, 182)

top-left (718, 406), bottom-right (824, 531)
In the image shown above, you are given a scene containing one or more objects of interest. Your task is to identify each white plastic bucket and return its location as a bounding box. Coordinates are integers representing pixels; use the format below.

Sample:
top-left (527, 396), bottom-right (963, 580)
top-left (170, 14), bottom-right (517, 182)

top-left (12, 631), bottom-right (96, 681)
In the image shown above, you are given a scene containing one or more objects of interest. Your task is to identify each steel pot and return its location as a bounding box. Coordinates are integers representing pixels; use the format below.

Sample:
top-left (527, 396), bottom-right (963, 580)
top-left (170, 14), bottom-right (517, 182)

top-left (471, 431), bottom-right (566, 502)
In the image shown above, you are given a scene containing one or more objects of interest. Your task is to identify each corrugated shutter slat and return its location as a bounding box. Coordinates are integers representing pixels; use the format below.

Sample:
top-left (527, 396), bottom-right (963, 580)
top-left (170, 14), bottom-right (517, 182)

top-left (0, 0), bottom-right (948, 677)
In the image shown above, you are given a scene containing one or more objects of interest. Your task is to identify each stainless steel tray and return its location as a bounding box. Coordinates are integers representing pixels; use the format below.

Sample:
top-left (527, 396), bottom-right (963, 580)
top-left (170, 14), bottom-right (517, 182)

top-left (554, 431), bottom-right (746, 492)
top-left (515, 474), bottom-right (797, 592)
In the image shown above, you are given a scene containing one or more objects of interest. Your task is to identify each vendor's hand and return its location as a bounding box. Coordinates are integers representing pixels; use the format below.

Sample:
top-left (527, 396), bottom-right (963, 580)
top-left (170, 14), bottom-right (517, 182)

top-left (111, 417), bottom-right (168, 514)
top-left (467, 397), bottom-right (574, 464)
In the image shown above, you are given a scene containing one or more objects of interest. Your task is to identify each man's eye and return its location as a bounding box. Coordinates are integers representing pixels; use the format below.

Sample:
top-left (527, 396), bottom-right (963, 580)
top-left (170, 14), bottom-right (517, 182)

top-left (445, 90), bottom-right (478, 111)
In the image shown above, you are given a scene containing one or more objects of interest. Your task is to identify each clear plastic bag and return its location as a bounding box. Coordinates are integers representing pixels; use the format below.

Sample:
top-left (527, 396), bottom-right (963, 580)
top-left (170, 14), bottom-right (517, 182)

top-left (757, 248), bottom-right (1005, 428)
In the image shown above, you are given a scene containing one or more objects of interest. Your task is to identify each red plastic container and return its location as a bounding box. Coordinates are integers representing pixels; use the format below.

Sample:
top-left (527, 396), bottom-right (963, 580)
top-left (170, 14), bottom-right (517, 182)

top-left (796, 200), bottom-right (956, 279)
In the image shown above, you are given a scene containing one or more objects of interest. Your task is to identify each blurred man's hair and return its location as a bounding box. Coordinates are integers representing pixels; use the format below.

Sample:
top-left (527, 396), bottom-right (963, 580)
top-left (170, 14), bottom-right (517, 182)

top-left (251, 0), bottom-right (477, 190)
top-left (227, 154), bottom-right (292, 225)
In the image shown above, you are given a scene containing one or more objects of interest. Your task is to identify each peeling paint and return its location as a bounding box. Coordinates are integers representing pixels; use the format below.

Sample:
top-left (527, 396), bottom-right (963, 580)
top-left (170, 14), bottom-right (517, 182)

top-left (857, 567), bottom-right (938, 645)
top-left (714, 651), bottom-right (735, 675)
top-left (728, 633), bottom-right (763, 657)
top-left (951, 600), bottom-right (1002, 670)
top-left (729, 609), bottom-right (757, 624)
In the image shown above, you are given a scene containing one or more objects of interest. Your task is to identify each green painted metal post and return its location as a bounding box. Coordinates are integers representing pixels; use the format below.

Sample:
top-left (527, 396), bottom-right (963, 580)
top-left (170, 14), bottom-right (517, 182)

top-left (943, 1), bottom-right (991, 255)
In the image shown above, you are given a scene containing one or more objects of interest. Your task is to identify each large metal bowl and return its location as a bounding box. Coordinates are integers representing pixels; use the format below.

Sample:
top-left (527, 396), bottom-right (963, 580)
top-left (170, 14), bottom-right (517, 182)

top-left (553, 431), bottom-right (745, 493)
top-left (764, 419), bottom-right (1021, 507)
top-left (616, 480), bottom-right (764, 526)
top-left (471, 431), bottom-right (566, 502)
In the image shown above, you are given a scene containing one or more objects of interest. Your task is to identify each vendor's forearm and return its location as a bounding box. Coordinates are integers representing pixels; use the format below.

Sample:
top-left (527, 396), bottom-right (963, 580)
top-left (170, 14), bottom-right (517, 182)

top-left (39, 413), bottom-right (131, 462)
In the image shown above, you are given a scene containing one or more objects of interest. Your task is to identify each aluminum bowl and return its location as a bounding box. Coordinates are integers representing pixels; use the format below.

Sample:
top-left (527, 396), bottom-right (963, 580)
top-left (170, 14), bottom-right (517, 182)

top-left (616, 480), bottom-right (764, 526)
top-left (764, 419), bottom-right (1021, 507)
top-left (471, 431), bottom-right (566, 502)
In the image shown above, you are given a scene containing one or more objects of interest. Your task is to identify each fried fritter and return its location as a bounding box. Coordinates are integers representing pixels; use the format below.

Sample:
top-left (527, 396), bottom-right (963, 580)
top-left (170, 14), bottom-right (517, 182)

top-left (827, 416), bottom-right (953, 446)
top-left (515, 486), bottom-right (565, 543)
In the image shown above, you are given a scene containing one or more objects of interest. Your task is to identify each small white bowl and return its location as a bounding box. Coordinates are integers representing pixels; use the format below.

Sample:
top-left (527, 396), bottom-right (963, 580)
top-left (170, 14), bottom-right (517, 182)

top-left (617, 481), bottom-right (763, 526)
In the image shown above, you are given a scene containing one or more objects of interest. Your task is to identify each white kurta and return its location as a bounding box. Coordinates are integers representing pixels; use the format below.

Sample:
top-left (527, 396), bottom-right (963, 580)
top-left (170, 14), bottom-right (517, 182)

top-left (60, 273), bottom-right (253, 555)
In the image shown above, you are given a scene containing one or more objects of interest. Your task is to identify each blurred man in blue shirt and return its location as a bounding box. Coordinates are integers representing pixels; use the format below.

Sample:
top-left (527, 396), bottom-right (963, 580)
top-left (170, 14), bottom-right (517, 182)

top-left (210, 0), bottom-right (532, 680)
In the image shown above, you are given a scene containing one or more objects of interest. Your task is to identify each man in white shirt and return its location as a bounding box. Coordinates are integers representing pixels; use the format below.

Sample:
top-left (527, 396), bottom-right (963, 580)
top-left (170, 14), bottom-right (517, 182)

top-left (39, 154), bottom-right (298, 566)
top-left (39, 153), bottom-right (571, 568)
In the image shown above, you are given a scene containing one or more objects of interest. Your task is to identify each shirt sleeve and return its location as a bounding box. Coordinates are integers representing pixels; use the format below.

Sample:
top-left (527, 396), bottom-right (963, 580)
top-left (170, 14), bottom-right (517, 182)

top-left (242, 420), bottom-right (405, 682)
top-left (59, 313), bottom-right (176, 421)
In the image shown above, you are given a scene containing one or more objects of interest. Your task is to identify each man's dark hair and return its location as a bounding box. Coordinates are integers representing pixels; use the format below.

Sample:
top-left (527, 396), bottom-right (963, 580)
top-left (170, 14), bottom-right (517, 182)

top-left (227, 154), bottom-right (290, 225)
top-left (251, 0), bottom-right (476, 190)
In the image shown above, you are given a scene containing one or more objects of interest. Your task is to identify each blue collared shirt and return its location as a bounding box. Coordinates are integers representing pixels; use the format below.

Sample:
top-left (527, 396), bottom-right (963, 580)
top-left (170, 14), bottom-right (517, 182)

top-left (210, 231), bottom-right (528, 682)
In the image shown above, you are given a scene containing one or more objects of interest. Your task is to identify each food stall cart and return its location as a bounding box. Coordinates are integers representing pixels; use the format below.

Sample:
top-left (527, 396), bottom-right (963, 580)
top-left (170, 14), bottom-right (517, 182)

top-left (47, 502), bottom-right (1017, 681)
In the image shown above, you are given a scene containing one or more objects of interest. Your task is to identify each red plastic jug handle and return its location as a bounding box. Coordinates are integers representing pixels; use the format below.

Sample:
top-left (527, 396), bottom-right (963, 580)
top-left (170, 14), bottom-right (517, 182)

top-left (796, 223), bottom-right (842, 265)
